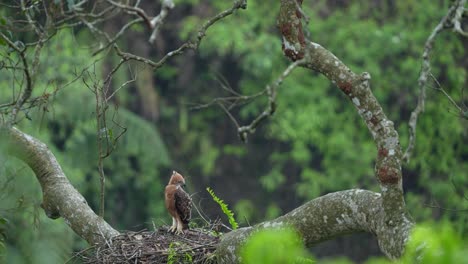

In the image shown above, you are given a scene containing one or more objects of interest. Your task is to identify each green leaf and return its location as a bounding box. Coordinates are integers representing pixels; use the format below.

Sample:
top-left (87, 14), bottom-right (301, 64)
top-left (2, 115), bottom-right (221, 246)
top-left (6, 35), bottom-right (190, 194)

top-left (241, 227), bottom-right (315, 264)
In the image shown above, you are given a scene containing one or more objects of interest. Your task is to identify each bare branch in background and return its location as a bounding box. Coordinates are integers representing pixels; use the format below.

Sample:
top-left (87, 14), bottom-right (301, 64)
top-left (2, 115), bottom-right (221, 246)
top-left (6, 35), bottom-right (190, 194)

top-left (0, 1), bottom-right (57, 125)
top-left (429, 73), bottom-right (465, 114)
top-left (79, 0), bottom-right (175, 53)
top-left (189, 75), bottom-right (265, 114)
top-left (92, 18), bottom-right (143, 56)
top-left (149, 0), bottom-right (175, 44)
top-left (237, 59), bottom-right (305, 142)
top-left (0, 0), bottom-right (248, 218)
top-left (0, 32), bottom-right (32, 125)
top-left (425, 175), bottom-right (468, 211)
top-left (82, 64), bottom-right (129, 217)
top-left (452, 0), bottom-right (468, 36)
top-left (114, 0), bottom-right (247, 70)
top-left (189, 58), bottom-right (304, 143)
top-left (404, 0), bottom-right (468, 163)
top-left (105, 0), bottom-right (152, 25)
top-left (20, 0), bottom-right (42, 35)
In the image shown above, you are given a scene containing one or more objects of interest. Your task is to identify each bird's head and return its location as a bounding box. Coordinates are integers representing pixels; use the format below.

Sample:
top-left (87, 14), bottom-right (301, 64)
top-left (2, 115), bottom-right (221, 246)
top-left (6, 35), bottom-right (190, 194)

top-left (169, 170), bottom-right (186, 187)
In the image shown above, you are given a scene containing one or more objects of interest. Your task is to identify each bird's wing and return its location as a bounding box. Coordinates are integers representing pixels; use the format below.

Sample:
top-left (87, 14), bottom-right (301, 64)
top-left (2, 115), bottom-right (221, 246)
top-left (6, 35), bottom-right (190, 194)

top-left (165, 185), bottom-right (177, 217)
top-left (174, 186), bottom-right (192, 226)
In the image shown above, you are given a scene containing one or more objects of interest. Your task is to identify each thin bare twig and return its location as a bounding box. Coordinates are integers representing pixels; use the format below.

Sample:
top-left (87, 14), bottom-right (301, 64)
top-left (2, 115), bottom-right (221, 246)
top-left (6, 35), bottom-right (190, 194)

top-left (81, 59), bottom-right (130, 217)
top-left (189, 92), bottom-right (265, 111)
top-left (0, 32), bottom-right (32, 125)
top-left (403, 0), bottom-right (466, 163)
top-left (425, 203), bottom-right (468, 212)
top-left (450, 176), bottom-right (468, 201)
top-left (430, 73), bottom-right (463, 113)
top-left (238, 58), bottom-right (306, 142)
top-left (218, 102), bottom-right (240, 129)
top-left (92, 18), bottom-right (143, 56)
top-left (82, 69), bottom-right (108, 217)
top-left (114, 0), bottom-right (247, 70)
top-left (105, 0), bottom-right (152, 26)
top-left (20, 0), bottom-right (42, 35)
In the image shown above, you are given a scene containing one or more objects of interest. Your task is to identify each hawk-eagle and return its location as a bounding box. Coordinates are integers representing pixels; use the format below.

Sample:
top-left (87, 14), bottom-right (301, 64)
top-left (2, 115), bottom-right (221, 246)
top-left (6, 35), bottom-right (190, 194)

top-left (164, 171), bottom-right (192, 234)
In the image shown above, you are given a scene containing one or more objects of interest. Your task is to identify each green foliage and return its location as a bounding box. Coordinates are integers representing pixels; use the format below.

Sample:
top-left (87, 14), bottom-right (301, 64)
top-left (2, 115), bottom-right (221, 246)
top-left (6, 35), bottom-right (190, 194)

top-left (206, 187), bottom-right (238, 230)
top-left (264, 203), bottom-right (282, 219)
top-left (0, 215), bottom-right (6, 260)
top-left (1, 28), bottom-right (171, 261)
top-left (234, 199), bottom-right (255, 225)
top-left (167, 241), bottom-right (194, 264)
top-left (260, 168), bottom-right (285, 192)
top-left (240, 227), bottom-right (315, 264)
top-left (53, 91), bottom-right (170, 228)
top-left (185, 0), bottom-right (468, 235)
top-left (319, 257), bottom-right (355, 264)
top-left (167, 0), bottom-right (468, 245)
top-left (1, 0), bottom-right (467, 262)
top-left (184, 252), bottom-right (194, 263)
top-left (167, 242), bottom-right (178, 264)
top-left (223, 144), bottom-right (247, 157)
top-left (0, 158), bottom-right (77, 263)
top-left (363, 222), bottom-right (467, 264)
top-left (402, 222), bottom-right (466, 264)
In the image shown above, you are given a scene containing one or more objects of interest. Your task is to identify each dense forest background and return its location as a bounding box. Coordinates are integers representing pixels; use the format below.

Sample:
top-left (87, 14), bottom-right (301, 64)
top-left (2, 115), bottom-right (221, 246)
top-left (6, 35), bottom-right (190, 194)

top-left (0, 0), bottom-right (467, 263)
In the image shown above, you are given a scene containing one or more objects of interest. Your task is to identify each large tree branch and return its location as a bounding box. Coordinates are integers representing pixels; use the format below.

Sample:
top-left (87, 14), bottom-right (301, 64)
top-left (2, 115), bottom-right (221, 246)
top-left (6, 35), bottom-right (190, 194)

top-left (278, 0), bottom-right (406, 222)
top-left (216, 190), bottom-right (413, 262)
top-left (206, 1), bottom-right (413, 261)
top-left (1, 127), bottom-right (119, 245)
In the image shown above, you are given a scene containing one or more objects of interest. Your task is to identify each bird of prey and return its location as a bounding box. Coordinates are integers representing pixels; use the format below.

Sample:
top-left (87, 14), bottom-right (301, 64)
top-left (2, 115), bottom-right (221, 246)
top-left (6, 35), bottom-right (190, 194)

top-left (165, 171), bottom-right (192, 234)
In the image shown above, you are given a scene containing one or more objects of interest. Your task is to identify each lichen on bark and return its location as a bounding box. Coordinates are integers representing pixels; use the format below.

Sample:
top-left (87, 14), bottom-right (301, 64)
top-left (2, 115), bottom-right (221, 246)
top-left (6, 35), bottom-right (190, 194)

top-left (1, 127), bottom-right (119, 245)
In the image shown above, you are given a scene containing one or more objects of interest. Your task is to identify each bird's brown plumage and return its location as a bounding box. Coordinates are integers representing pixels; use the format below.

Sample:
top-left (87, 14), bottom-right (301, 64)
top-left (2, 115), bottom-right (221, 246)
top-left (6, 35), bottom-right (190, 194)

top-left (165, 171), bottom-right (192, 234)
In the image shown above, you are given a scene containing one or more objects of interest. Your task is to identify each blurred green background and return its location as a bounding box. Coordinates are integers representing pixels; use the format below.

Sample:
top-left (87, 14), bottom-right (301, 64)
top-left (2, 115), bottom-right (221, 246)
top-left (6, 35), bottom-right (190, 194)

top-left (0, 0), bottom-right (467, 263)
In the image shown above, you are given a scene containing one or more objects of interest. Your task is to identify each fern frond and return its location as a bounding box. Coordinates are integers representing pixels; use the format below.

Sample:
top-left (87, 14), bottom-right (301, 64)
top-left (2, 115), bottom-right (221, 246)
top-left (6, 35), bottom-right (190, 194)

top-left (206, 187), bottom-right (238, 230)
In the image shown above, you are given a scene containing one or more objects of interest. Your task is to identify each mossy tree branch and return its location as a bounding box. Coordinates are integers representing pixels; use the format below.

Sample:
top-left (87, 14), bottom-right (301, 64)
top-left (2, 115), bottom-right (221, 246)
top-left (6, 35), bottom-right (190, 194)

top-left (216, 190), bottom-right (413, 263)
top-left (1, 127), bottom-right (119, 245)
top-left (214, 1), bottom-right (414, 262)
top-left (280, 0), bottom-right (409, 223)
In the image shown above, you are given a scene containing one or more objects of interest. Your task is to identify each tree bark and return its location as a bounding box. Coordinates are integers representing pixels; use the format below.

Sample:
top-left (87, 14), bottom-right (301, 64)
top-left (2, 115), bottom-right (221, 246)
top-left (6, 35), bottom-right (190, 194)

top-left (1, 127), bottom-right (119, 245)
top-left (216, 190), bottom-right (413, 263)
top-left (214, 1), bottom-right (415, 262)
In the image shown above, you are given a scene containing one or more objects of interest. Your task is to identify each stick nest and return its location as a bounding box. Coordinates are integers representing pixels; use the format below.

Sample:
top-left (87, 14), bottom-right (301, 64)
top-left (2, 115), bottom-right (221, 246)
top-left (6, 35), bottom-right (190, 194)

top-left (78, 227), bottom-right (220, 263)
